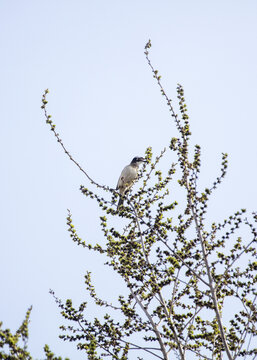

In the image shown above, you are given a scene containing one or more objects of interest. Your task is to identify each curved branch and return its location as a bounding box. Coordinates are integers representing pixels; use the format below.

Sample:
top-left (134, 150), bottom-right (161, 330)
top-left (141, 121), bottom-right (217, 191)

top-left (41, 89), bottom-right (110, 191)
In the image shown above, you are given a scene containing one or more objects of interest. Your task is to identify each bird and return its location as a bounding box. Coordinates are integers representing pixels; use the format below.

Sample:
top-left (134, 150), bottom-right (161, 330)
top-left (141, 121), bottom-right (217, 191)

top-left (116, 157), bottom-right (146, 209)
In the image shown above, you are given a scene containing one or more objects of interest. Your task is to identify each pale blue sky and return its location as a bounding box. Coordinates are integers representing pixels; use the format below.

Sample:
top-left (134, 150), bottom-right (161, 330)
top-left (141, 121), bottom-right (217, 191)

top-left (1, 1), bottom-right (257, 359)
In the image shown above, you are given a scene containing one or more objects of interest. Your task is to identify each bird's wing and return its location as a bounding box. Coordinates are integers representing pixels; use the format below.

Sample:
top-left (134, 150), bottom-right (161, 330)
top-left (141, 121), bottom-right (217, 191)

top-left (117, 165), bottom-right (137, 193)
top-left (116, 165), bottom-right (128, 190)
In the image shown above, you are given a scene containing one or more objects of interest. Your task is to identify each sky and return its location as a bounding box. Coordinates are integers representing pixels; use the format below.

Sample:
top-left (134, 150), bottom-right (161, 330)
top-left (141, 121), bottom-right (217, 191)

top-left (0, 0), bottom-right (257, 359)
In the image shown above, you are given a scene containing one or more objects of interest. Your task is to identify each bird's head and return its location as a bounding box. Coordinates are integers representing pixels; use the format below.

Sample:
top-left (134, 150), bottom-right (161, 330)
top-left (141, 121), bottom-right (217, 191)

top-left (130, 157), bottom-right (146, 165)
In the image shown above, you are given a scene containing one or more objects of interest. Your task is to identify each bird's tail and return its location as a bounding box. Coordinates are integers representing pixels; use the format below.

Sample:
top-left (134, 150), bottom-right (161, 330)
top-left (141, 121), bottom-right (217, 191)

top-left (117, 196), bottom-right (124, 209)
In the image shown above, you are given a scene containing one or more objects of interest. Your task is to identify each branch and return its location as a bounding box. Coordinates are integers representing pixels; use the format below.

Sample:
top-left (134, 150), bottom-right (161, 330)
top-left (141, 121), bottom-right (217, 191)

top-left (118, 338), bottom-right (164, 360)
top-left (216, 236), bottom-right (257, 291)
top-left (41, 89), bottom-right (110, 191)
top-left (234, 294), bottom-right (257, 360)
top-left (128, 285), bottom-right (169, 360)
top-left (144, 40), bottom-right (233, 360)
top-left (131, 204), bottom-right (185, 360)
top-left (144, 40), bottom-right (184, 137)
top-left (189, 195), bottom-right (233, 360)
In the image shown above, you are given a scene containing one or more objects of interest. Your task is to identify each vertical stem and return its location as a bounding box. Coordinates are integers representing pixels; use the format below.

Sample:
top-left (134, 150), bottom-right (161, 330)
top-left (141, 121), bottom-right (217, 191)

top-left (188, 193), bottom-right (233, 360)
top-left (129, 287), bottom-right (169, 360)
top-left (132, 205), bottom-right (185, 360)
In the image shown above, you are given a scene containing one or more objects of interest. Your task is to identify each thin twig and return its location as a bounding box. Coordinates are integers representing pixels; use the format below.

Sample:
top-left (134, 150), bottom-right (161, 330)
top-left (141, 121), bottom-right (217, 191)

top-left (41, 90), bottom-right (111, 191)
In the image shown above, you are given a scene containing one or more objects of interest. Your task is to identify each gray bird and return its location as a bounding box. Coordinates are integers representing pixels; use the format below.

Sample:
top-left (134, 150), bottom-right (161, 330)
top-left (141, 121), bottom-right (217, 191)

top-left (116, 157), bottom-right (146, 209)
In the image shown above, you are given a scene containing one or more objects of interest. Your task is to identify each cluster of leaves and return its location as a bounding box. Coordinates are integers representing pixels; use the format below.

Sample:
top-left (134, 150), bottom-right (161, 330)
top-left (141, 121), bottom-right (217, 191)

top-left (0, 307), bottom-right (32, 360)
top-left (41, 40), bottom-right (257, 360)
top-left (0, 307), bottom-right (68, 360)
